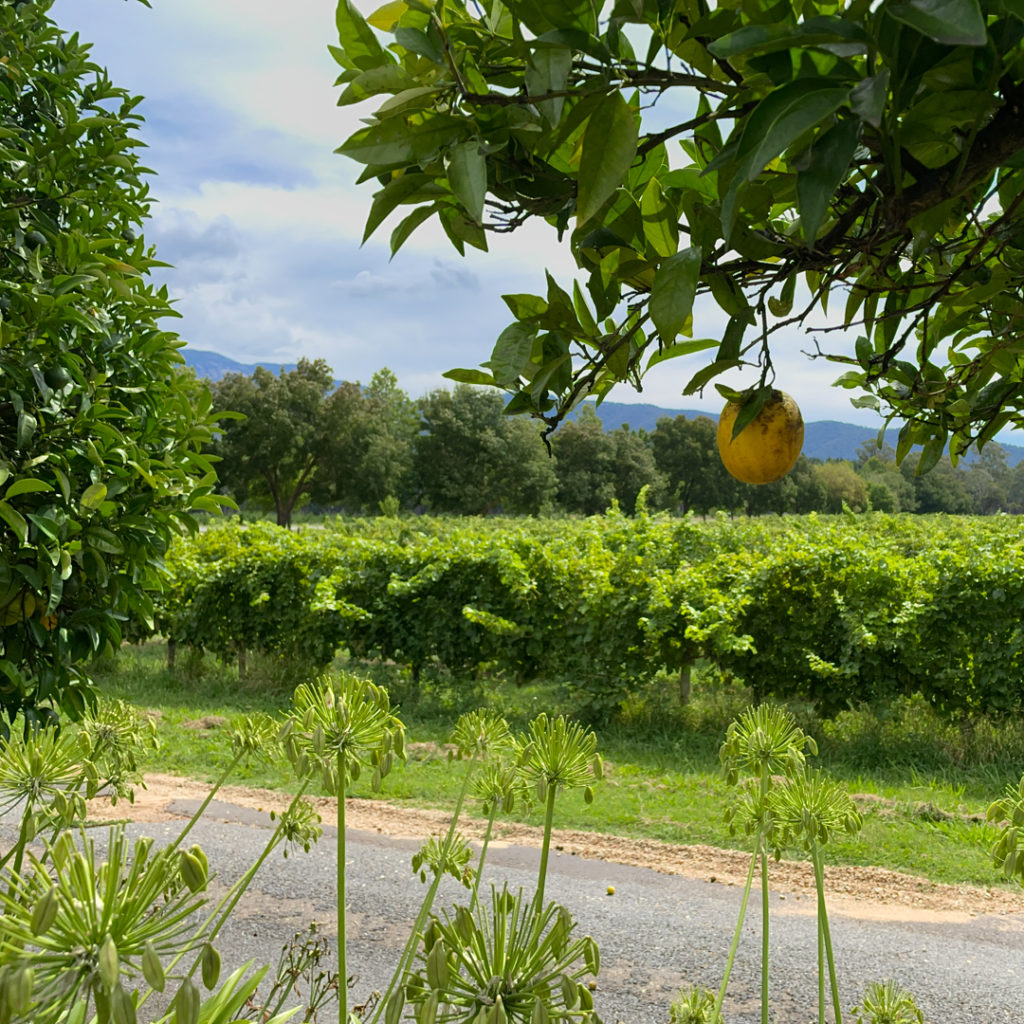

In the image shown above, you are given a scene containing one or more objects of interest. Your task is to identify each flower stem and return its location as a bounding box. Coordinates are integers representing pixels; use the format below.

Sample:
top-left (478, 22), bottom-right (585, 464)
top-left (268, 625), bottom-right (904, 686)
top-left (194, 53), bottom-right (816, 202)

top-left (712, 846), bottom-right (758, 1024)
top-left (759, 768), bottom-right (770, 1024)
top-left (761, 835), bottom-right (769, 1024)
top-left (166, 748), bottom-right (246, 856)
top-left (136, 783), bottom-right (311, 1016)
top-left (370, 759), bottom-right (476, 1024)
top-left (338, 747), bottom-right (347, 1024)
top-left (471, 805), bottom-right (498, 912)
top-left (812, 845), bottom-right (843, 1024)
top-left (533, 781), bottom-right (558, 912)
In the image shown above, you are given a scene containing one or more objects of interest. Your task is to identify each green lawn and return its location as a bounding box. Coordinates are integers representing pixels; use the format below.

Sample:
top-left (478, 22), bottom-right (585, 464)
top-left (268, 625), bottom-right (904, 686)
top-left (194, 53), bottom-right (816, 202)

top-left (91, 641), bottom-right (1024, 892)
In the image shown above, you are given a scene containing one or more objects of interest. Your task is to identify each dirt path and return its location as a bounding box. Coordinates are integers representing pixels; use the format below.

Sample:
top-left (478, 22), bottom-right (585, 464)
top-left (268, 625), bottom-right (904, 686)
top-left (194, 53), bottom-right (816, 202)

top-left (89, 773), bottom-right (1024, 925)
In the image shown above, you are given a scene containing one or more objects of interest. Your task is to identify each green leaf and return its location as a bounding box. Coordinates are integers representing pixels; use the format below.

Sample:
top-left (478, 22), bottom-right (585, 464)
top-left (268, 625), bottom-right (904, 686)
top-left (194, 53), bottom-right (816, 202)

top-left (735, 79), bottom-right (851, 183)
top-left (84, 527), bottom-right (125, 555)
top-left (0, 500), bottom-right (28, 544)
top-left (525, 46), bottom-right (573, 126)
top-left (367, 1), bottom-right (408, 31)
top-left (576, 92), bottom-right (638, 227)
top-left (572, 281), bottom-right (598, 337)
top-left (717, 314), bottom-right (747, 362)
top-left (503, 293), bottom-right (548, 320)
top-left (644, 337), bottom-right (718, 371)
top-left (487, 322), bottom-right (537, 387)
top-left (916, 435), bottom-right (946, 474)
top-left (888, 0), bottom-right (987, 46)
top-left (512, 0), bottom-right (599, 35)
top-left (718, 81), bottom-right (849, 238)
top-left (339, 113), bottom-right (469, 167)
top-left (729, 386), bottom-right (772, 440)
top-left (796, 117), bottom-right (860, 245)
top-left (683, 359), bottom-right (742, 395)
top-left (849, 70), bottom-right (890, 129)
top-left (439, 207), bottom-right (488, 253)
top-left (81, 482), bottom-right (108, 509)
top-left (709, 17), bottom-right (869, 58)
top-left (337, 65), bottom-right (417, 106)
top-left (649, 246), bottom-right (702, 340)
top-left (17, 411), bottom-right (36, 449)
top-left (447, 142), bottom-right (487, 223)
top-left (335, 0), bottom-right (390, 71)
top-left (390, 205), bottom-right (436, 254)
top-left (442, 368), bottom-right (497, 386)
top-left (3, 478), bottom-right (52, 500)
top-left (395, 25), bottom-right (444, 64)
top-left (639, 178), bottom-right (679, 258)
top-left (363, 173), bottom-right (439, 243)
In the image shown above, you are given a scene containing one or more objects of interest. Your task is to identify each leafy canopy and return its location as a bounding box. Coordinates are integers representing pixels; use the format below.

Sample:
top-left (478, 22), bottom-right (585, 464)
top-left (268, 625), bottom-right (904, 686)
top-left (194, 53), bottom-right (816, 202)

top-left (0, 0), bottom-right (220, 725)
top-left (334, 0), bottom-right (1024, 469)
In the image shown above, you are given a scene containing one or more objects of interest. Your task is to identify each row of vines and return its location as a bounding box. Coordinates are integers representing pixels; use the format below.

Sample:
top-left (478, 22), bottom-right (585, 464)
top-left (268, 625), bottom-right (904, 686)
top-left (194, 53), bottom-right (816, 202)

top-left (147, 512), bottom-right (1024, 719)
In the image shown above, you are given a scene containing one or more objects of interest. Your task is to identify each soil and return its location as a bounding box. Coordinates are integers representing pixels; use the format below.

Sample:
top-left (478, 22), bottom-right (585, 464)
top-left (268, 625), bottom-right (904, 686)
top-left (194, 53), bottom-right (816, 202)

top-left (88, 774), bottom-right (1024, 925)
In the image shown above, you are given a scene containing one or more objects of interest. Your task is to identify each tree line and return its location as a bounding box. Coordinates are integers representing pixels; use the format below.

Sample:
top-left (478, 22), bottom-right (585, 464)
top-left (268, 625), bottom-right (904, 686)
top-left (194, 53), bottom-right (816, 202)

top-left (204, 360), bottom-right (1024, 527)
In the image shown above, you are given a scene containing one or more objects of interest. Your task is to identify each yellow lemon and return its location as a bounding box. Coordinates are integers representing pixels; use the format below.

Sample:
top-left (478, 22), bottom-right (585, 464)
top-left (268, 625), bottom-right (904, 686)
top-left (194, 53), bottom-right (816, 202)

top-left (717, 390), bottom-right (804, 485)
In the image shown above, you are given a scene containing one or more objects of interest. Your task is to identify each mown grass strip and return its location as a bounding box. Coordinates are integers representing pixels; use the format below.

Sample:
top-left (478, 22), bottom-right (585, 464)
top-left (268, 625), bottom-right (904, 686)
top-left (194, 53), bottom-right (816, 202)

top-left (93, 642), bottom-right (1022, 892)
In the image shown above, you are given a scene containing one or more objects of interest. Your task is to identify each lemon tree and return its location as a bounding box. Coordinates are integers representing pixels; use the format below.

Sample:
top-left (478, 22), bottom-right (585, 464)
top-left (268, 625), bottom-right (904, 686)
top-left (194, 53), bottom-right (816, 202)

top-left (334, 0), bottom-right (1024, 465)
top-left (0, 0), bottom-right (221, 726)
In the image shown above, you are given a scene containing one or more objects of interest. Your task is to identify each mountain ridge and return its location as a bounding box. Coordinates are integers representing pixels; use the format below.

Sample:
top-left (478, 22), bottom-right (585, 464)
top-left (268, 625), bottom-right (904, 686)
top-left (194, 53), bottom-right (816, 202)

top-left (182, 348), bottom-right (1024, 467)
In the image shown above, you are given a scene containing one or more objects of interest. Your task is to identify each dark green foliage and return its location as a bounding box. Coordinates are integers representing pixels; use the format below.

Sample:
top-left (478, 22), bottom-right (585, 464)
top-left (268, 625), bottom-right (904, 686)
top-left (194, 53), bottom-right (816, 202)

top-left (0, 1), bottom-right (220, 724)
top-left (209, 360), bottom-right (364, 528)
top-left (413, 385), bottom-right (557, 514)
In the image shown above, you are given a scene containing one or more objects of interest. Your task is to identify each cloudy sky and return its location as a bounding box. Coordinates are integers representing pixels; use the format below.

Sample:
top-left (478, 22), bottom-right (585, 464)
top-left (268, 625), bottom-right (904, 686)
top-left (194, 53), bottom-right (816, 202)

top-left (51, 0), bottom-right (885, 427)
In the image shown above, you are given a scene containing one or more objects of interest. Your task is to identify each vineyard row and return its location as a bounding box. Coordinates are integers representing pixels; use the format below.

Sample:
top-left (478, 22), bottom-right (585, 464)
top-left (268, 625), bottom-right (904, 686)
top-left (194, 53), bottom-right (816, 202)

top-left (150, 514), bottom-right (1024, 718)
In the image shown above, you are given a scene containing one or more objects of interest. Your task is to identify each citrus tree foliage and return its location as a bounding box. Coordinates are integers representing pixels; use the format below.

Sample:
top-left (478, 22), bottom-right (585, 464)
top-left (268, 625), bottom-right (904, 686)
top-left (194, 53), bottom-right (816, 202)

top-left (335, 0), bottom-right (1024, 466)
top-left (0, 1), bottom-right (220, 725)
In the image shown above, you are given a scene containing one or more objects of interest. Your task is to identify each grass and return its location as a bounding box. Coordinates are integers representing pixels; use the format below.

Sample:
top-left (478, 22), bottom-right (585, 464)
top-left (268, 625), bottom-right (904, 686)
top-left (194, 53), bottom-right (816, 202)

top-left (91, 641), bottom-right (1024, 893)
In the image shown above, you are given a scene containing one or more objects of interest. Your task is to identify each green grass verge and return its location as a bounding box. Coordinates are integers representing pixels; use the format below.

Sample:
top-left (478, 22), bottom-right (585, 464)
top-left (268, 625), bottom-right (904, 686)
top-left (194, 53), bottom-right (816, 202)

top-left (92, 642), bottom-right (1024, 893)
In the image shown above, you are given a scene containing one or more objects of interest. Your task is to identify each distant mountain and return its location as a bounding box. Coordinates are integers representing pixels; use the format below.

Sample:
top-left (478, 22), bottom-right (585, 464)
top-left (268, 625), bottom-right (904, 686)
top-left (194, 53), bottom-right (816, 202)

top-left (580, 402), bottom-right (1024, 467)
top-left (184, 348), bottom-right (301, 381)
top-left (182, 347), bottom-right (1024, 467)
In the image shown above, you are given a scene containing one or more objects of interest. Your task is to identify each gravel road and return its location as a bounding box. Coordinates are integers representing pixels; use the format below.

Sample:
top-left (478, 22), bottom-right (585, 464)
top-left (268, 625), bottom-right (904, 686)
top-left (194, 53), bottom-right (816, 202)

top-left (8, 795), bottom-right (1017, 1024)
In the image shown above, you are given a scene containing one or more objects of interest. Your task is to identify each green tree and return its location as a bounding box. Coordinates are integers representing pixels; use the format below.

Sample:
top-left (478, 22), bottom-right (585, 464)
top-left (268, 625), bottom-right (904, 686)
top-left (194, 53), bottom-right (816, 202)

top-left (815, 461), bottom-right (869, 513)
top-left (1004, 458), bottom-right (1024, 513)
top-left (210, 360), bottom-right (360, 528)
top-left (610, 424), bottom-right (664, 513)
top-left (349, 368), bottom-right (418, 511)
top-left (963, 443), bottom-right (1010, 513)
top-left (0, 1), bottom-right (221, 724)
top-left (902, 456), bottom-right (976, 513)
top-left (857, 443), bottom-right (919, 512)
top-left (551, 406), bottom-right (616, 514)
top-left (334, 0), bottom-right (1024, 466)
top-left (651, 415), bottom-right (738, 513)
top-left (414, 386), bottom-right (556, 514)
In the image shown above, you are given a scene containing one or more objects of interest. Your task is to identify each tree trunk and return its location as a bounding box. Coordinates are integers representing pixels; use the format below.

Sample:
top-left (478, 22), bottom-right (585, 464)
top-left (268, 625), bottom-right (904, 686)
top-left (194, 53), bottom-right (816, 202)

top-left (238, 647), bottom-right (247, 677)
top-left (167, 637), bottom-right (177, 669)
top-left (678, 662), bottom-right (692, 704)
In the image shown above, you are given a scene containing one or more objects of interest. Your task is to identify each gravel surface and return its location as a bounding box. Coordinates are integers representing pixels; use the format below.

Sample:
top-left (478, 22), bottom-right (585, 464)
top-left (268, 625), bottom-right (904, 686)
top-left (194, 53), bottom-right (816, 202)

top-left (4, 776), bottom-right (1024, 1023)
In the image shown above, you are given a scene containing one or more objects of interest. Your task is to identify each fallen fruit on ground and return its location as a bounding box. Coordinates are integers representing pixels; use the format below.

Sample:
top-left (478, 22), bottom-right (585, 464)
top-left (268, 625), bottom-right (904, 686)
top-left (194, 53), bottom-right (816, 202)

top-left (717, 390), bottom-right (804, 485)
